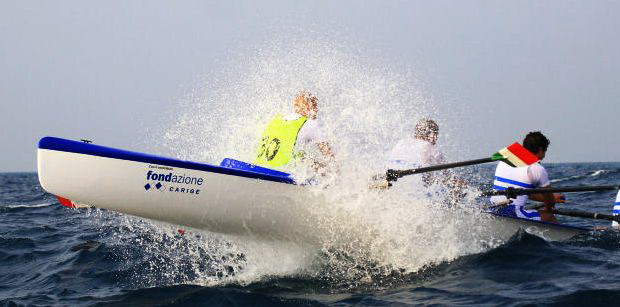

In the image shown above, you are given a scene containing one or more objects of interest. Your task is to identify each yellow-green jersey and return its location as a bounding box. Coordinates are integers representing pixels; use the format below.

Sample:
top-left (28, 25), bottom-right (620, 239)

top-left (254, 114), bottom-right (308, 168)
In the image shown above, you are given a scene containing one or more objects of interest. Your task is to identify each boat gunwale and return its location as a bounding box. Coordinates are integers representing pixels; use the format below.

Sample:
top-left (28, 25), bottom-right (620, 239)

top-left (486, 212), bottom-right (592, 232)
top-left (38, 137), bottom-right (598, 236)
top-left (38, 136), bottom-right (296, 184)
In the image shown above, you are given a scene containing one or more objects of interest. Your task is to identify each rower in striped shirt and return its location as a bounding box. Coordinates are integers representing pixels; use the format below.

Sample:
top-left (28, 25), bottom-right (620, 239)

top-left (612, 191), bottom-right (620, 228)
top-left (489, 131), bottom-right (566, 223)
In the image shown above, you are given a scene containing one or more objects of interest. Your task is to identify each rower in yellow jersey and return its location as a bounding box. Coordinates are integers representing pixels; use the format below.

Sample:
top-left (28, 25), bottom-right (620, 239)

top-left (254, 91), bottom-right (334, 170)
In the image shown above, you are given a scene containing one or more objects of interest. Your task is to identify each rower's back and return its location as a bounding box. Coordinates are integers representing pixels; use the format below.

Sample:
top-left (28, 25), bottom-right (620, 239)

top-left (490, 161), bottom-right (550, 219)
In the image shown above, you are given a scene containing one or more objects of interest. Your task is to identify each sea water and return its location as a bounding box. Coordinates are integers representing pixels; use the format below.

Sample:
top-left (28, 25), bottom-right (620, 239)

top-left (2, 164), bottom-right (620, 305)
top-left (3, 34), bottom-right (620, 305)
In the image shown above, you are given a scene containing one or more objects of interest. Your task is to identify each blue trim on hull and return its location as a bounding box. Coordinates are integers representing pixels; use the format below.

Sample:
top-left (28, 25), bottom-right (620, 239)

top-left (39, 137), bottom-right (295, 184)
top-left (219, 158), bottom-right (291, 178)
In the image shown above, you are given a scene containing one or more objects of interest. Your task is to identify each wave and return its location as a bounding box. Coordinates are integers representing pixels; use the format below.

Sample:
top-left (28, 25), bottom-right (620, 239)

top-left (2, 202), bottom-right (53, 209)
top-left (551, 169), bottom-right (618, 183)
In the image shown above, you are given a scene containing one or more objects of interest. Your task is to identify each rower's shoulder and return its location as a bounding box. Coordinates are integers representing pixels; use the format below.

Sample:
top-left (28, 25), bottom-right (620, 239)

top-left (528, 162), bottom-right (547, 172)
top-left (282, 113), bottom-right (301, 121)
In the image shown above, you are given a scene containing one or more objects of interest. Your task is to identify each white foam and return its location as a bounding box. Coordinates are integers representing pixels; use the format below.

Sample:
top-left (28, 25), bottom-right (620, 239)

top-left (590, 169), bottom-right (609, 177)
top-left (551, 169), bottom-right (610, 183)
top-left (141, 32), bottom-right (490, 286)
top-left (4, 202), bottom-right (53, 208)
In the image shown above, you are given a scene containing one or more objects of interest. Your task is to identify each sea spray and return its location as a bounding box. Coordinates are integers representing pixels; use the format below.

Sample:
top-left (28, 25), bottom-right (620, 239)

top-left (138, 33), bottom-right (491, 287)
top-left (82, 208), bottom-right (317, 287)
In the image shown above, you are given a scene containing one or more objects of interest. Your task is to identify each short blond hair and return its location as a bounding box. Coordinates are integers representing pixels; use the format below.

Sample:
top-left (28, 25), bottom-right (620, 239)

top-left (295, 91), bottom-right (318, 107)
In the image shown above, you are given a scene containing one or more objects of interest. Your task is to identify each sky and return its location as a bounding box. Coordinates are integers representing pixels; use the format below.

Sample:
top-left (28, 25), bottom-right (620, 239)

top-left (1, 0), bottom-right (619, 172)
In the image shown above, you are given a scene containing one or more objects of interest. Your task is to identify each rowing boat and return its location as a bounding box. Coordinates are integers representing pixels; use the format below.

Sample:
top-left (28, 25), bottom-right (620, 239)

top-left (482, 212), bottom-right (589, 242)
top-left (37, 137), bottom-right (591, 243)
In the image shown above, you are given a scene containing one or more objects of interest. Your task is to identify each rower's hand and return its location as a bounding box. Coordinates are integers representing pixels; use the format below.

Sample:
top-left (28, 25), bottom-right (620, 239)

top-left (369, 179), bottom-right (391, 190)
top-left (542, 192), bottom-right (565, 207)
top-left (554, 193), bottom-right (566, 204)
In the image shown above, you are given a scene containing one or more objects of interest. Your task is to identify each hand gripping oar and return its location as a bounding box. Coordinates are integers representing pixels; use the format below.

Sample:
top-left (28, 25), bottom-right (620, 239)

top-left (549, 208), bottom-right (620, 223)
top-left (386, 142), bottom-right (539, 182)
top-left (482, 185), bottom-right (620, 198)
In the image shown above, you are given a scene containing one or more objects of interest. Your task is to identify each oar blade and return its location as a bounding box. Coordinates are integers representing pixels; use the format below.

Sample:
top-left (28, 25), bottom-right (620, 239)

top-left (495, 142), bottom-right (539, 167)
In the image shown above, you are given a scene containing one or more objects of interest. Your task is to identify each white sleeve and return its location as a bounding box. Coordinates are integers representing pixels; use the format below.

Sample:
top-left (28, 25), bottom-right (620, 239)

top-left (527, 164), bottom-right (550, 188)
top-left (296, 119), bottom-right (326, 145)
top-left (613, 192), bottom-right (620, 227)
top-left (386, 140), bottom-right (404, 161)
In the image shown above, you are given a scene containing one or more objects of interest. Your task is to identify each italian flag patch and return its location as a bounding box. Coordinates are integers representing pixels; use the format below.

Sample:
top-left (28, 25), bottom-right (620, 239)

top-left (493, 142), bottom-right (540, 167)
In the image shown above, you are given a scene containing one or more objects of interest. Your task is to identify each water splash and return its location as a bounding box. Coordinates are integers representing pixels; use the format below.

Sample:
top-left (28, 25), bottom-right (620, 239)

top-left (160, 34), bottom-right (441, 165)
top-left (140, 33), bottom-right (491, 288)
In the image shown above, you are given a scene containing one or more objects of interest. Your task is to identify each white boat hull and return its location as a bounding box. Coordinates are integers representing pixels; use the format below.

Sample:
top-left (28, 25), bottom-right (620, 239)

top-left (37, 140), bottom-right (336, 243)
top-left (484, 213), bottom-right (588, 242)
top-left (37, 137), bottom-right (590, 244)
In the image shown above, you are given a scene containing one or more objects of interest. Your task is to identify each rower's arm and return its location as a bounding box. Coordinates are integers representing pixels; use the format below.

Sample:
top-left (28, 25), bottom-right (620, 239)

top-left (528, 189), bottom-right (565, 204)
top-left (526, 166), bottom-right (564, 205)
top-left (317, 141), bottom-right (334, 159)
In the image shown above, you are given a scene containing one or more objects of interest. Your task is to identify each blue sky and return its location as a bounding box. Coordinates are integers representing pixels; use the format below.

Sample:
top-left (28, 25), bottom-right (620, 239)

top-left (2, 1), bottom-right (619, 171)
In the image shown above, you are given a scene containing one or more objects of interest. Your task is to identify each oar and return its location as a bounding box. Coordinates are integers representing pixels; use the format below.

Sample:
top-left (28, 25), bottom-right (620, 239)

top-left (482, 185), bottom-right (620, 198)
top-left (487, 201), bottom-right (620, 223)
top-left (549, 208), bottom-right (620, 223)
top-left (386, 142), bottom-right (539, 182)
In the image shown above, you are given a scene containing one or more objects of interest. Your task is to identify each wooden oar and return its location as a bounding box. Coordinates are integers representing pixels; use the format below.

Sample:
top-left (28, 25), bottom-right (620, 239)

top-left (386, 142), bottom-right (539, 182)
top-left (482, 185), bottom-right (620, 198)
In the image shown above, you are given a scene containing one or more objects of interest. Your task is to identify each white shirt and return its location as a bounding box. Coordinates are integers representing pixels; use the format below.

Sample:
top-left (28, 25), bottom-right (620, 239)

top-left (282, 113), bottom-right (326, 151)
top-left (490, 162), bottom-right (550, 208)
top-left (612, 191), bottom-right (620, 228)
top-left (386, 137), bottom-right (444, 169)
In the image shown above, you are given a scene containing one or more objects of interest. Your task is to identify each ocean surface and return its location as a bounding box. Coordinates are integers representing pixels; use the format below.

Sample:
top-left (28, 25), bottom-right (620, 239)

top-left (2, 162), bottom-right (620, 306)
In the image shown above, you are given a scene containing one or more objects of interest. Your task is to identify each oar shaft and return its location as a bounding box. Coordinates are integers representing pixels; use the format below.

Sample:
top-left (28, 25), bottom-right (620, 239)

top-left (481, 185), bottom-right (620, 197)
top-left (551, 209), bottom-right (620, 223)
top-left (387, 157), bottom-right (493, 181)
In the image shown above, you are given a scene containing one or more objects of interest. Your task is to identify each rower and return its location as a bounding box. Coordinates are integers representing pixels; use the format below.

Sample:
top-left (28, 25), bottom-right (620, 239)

top-left (385, 119), bottom-right (466, 201)
top-left (489, 131), bottom-right (565, 222)
top-left (253, 91), bottom-right (334, 171)
top-left (386, 118), bottom-right (444, 186)
top-left (612, 191), bottom-right (620, 228)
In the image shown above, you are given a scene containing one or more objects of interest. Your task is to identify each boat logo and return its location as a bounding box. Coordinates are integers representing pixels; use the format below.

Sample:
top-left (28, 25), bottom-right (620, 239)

top-left (144, 182), bottom-right (165, 191)
top-left (144, 170), bottom-right (203, 195)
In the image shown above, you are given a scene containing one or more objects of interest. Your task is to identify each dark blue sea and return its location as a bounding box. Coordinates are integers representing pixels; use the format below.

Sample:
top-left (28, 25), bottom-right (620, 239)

top-left (2, 162), bottom-right (620, 306)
